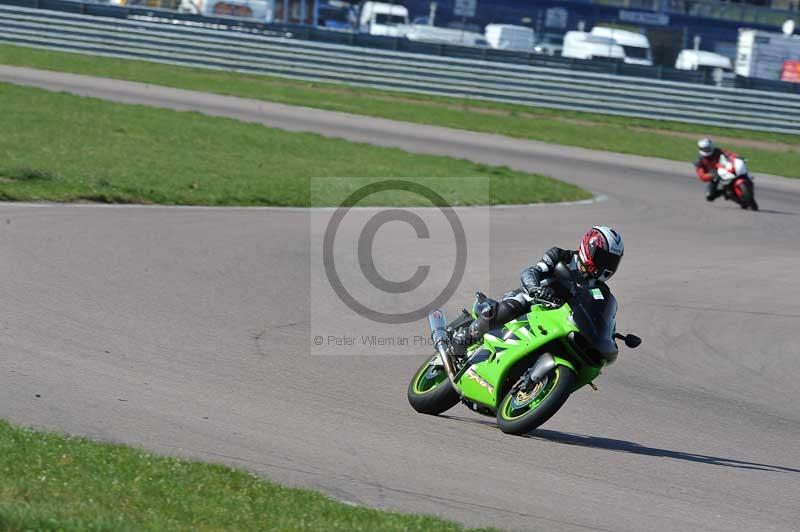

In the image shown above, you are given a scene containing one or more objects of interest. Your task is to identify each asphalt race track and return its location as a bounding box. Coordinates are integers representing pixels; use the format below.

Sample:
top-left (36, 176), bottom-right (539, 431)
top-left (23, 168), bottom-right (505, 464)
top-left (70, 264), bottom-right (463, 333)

top-left (1, 66), bottom-right (800, 532)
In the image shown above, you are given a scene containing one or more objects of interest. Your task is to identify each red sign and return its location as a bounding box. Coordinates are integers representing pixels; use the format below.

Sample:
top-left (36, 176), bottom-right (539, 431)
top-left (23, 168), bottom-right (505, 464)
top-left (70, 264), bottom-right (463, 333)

top-left (781, 60), bottom-right (800, 83)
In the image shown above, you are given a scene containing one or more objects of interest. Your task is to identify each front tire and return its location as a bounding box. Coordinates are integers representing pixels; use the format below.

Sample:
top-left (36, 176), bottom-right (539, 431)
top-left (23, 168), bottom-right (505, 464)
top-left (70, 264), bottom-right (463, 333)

top-left (735, 180), bottom-right (754, 209)
top-left (496, 365), bottom-right (575, 435)
top-left (407, 356), bottom-right (460, 415)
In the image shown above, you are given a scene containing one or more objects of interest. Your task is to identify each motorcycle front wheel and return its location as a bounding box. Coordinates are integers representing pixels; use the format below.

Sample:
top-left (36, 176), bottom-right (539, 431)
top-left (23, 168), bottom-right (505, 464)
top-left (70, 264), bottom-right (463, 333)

top-left (734, 180), bottom-right (757, 210)
top-left (496, 365), bottom-right (575, 435)
top-left (407, 355), bottom-right (460, 415)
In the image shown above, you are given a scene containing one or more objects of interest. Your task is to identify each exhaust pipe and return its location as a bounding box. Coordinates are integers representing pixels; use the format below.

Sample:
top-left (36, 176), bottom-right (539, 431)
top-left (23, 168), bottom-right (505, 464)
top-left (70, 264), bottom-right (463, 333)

top-left (428, 309), bottom-right (459, 389)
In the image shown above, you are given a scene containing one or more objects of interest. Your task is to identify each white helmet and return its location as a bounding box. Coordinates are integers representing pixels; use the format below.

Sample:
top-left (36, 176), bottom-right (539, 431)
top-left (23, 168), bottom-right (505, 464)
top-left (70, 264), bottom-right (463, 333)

top-left (698, 138), bottom-right (715, 158)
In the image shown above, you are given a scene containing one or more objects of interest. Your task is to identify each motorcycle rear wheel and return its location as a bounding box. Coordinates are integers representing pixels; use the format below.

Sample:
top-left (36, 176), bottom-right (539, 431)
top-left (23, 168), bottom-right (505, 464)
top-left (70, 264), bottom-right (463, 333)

top-left (496, 365), bottom-right (575, 435)
top-left (407, 356), bottom-right (460, 415)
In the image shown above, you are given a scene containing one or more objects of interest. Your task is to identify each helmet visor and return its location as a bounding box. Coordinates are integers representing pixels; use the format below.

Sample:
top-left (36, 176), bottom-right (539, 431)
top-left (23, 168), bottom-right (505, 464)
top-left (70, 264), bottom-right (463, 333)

top-left (591, 247), bottom-right (622, 279)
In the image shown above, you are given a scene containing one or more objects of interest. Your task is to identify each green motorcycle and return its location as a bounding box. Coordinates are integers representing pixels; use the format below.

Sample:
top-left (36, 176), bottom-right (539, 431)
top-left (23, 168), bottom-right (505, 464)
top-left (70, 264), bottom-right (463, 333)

top-left (407, 262), bottom-right (641, 435)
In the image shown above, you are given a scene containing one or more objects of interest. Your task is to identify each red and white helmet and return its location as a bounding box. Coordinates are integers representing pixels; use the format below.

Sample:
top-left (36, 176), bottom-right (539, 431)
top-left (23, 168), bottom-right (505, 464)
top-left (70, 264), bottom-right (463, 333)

top-left (578, 226), bottom-right (624, 282)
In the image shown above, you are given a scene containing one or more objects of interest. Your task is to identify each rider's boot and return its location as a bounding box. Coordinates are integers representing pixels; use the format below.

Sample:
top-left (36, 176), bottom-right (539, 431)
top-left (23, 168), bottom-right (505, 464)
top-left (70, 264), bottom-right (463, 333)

top-left (449, 317), bottom-right (485, 358)
top-left (449, 327), bottom-right (471, 360)
top-left (449, 293), bottom-right (496, 359)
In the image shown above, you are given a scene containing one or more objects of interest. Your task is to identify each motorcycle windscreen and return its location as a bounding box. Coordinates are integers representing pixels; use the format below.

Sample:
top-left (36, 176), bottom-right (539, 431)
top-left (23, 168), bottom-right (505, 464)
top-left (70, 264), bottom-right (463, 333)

top-left (569, 285), bottom-right (618, 360)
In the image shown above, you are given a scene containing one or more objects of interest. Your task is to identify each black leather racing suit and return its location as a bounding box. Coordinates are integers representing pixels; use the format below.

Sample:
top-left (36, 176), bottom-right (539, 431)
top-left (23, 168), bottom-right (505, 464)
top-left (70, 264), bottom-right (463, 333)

top-left (520, 247), bottom-right (578, 295)
top-left (458, 247), bottom-right (593, 351)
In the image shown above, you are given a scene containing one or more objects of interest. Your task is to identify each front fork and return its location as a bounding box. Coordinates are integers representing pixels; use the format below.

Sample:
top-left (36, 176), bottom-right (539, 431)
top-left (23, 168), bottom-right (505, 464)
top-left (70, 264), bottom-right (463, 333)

top-left (429, 310), bottom-right (460, 390)
top-left (518, 354), bottom-right (578, 391)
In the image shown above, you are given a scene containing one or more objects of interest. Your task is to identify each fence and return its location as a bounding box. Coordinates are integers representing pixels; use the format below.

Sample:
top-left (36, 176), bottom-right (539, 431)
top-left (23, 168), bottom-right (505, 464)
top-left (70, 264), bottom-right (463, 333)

top-left (0, 0), bottom-right (724, 84)
top-left (2, 3), bottom-right (800, 134)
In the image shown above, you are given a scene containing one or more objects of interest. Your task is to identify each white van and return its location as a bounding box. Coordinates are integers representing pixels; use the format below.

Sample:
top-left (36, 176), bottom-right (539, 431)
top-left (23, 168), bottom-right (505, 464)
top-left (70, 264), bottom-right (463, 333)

top-left (561, 31), bottom-right (625, 62)
top-left (484, 24), bottom-right (535, 53)
top-left (406, 25), bottom-right (487, 47)
top-left (359, 2), bottom-right (410, 37)
top-left (675, 50), bottom-right (732, 71)
top-left (590, 26), bottom-right (653, 65)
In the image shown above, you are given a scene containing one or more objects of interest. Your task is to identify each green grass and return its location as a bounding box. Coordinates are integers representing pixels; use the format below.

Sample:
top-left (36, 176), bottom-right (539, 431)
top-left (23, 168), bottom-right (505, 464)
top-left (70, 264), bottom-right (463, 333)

top-left (1, 44), bottom-right (798, 177)
top-left (0, 82), bottom-right (588, 206)
top-left (0, 419), bottom-right (493, 531)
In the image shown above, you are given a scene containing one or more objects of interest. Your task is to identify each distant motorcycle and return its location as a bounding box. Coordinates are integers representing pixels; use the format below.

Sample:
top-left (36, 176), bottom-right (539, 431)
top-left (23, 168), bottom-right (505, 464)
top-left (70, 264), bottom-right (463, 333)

top-left (712, 153), bottom-right (758, 211)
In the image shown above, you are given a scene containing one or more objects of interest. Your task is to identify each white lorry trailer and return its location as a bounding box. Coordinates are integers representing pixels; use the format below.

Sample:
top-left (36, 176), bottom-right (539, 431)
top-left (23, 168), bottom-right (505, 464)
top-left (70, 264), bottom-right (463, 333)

top-left (736, 28), bottom-right (800, 80)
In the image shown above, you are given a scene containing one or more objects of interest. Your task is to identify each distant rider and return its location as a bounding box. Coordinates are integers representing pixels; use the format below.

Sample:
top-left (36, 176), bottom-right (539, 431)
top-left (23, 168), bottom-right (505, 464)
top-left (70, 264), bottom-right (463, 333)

top-left (694, 138), bottom-right (738, 202)
top-left (451, 226), bottom-right (625, 358)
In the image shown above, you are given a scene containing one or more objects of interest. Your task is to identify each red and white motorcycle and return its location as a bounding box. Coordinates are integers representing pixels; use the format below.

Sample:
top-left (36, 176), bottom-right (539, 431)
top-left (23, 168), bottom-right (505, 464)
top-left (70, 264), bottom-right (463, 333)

top-left (714, 153), bottom-right (758, 211)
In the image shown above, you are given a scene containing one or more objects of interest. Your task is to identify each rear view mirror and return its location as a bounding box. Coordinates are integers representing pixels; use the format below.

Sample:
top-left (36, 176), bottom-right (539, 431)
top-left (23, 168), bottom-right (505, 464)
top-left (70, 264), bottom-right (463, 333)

top-left (615, 333), bottom-right (642, 349)
top-left (624, 335), bottom-right (641, 348)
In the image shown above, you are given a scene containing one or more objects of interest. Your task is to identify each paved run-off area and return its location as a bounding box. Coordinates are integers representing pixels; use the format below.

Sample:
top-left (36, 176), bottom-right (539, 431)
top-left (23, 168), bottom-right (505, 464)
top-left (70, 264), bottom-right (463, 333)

top-left (1, 66), bottom-right (799, 531)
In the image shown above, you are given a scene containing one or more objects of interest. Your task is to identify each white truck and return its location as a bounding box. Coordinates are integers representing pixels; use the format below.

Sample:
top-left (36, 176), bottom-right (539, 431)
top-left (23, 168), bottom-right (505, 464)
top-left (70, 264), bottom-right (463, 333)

top-left (735, 28), bottom-right (800, 79)
top-left (589, 26), bottom-right (653, 65)
top-left (484, 24), bottom-right (535, 53)
top-left (358, 1), bottom-right (410, 37)
top-left (561, 31), bottom-right (625, 62)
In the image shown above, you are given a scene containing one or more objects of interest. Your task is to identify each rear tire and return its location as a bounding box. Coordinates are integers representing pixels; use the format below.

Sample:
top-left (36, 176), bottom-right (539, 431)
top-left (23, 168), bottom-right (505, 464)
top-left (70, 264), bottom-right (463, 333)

top-left (496, 365), bottom-right (575, 435)
top-left (407, 356), bottom-right (460, 415)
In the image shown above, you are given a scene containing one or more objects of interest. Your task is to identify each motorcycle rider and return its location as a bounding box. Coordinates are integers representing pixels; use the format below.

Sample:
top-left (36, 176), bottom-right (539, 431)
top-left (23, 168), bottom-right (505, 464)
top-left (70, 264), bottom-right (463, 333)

top-left (695, 138), bottom-right (738, 202)
top-left (450, 226), bottom-right (625, 358)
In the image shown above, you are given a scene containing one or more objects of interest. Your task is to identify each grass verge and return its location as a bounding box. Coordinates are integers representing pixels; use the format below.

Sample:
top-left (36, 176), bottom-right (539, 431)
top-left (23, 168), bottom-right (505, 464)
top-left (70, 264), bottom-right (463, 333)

top-left (1, 43), bottom-right (798, 178)
top-left (0, 419), bottom-right (493, 531)
top-left (0, 82), bottom-right (588, 206)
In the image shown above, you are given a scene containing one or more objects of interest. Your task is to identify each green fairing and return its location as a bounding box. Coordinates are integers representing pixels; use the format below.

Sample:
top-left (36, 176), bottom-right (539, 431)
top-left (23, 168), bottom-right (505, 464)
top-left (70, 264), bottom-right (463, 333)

top-left (412, 357), bottom-right (449, 394)
top-left (456, 303), bottom-right (596, 408)
top-left (574, 365), bottom-right (602, 391)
